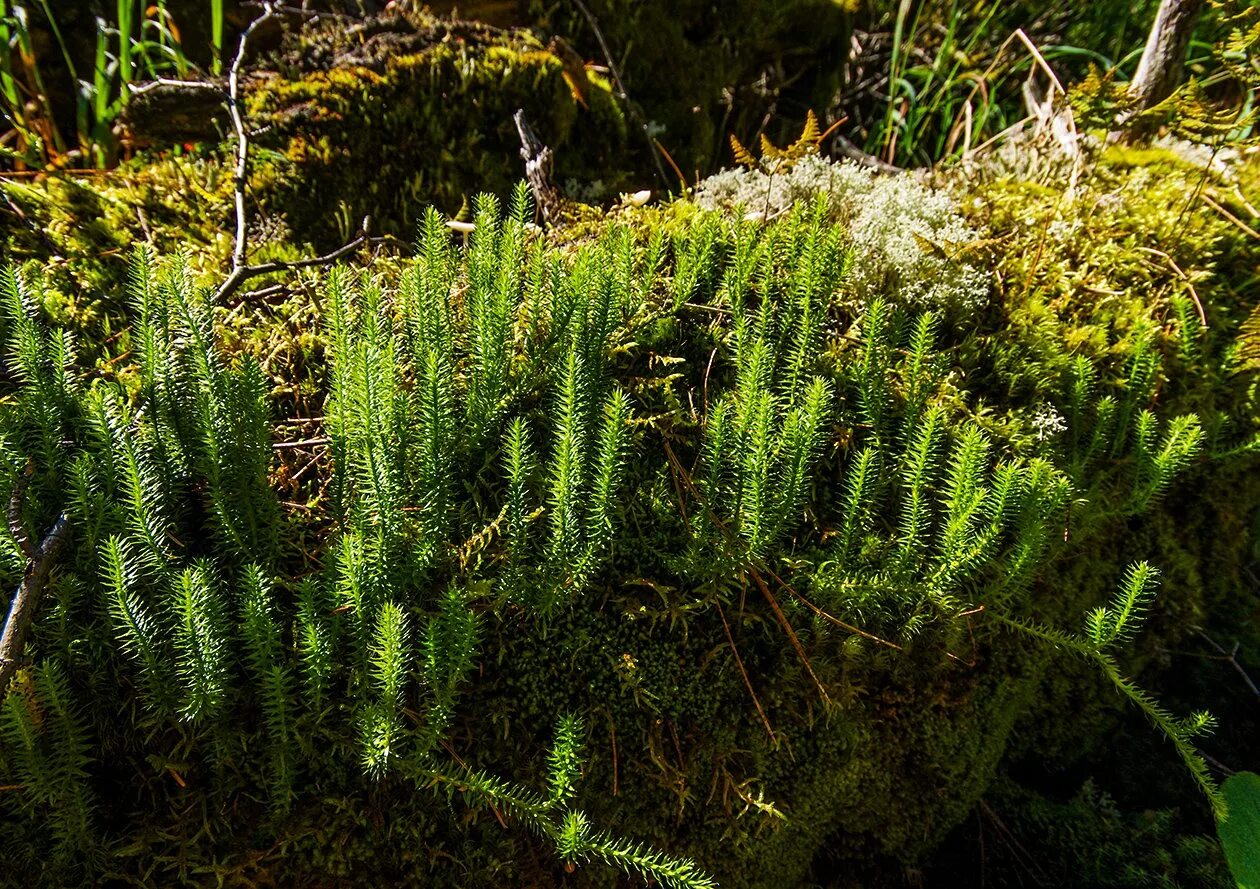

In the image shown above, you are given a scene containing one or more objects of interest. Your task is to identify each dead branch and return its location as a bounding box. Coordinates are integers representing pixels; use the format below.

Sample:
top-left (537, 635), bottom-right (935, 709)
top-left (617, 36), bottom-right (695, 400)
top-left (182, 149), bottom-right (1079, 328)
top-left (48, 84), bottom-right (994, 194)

top-left (213, 219), bottom-right (375, 304)
top-left (1199, 631), bottom-right (1260, 702)
top-left (568, 0), bottom-right (671, 190)
top-left (749, 568), bottom-right (832, 706)
top-left (830, 133), bottom-right (903, 174)
top-left (204, 2), bottom-right (380, 304)
top-left (227, 3), bottom-right (280, 280)
top-left (717, 602), bottom-right (777, 745)
top-left (0, 513), bottom-right (72, 695)
top-left (514, 110), bottom-right (563, 225)
top-left (1130, 0), bottom-right (1207, 117)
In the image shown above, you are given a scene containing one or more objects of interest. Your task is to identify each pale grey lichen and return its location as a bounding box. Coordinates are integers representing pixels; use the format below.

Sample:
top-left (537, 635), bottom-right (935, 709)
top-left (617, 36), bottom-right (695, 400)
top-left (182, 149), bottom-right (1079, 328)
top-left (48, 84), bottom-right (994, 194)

top-left (693, 155), bottom-right (990, 316)
top-left (1030, 403), bottom-right (1068, 442)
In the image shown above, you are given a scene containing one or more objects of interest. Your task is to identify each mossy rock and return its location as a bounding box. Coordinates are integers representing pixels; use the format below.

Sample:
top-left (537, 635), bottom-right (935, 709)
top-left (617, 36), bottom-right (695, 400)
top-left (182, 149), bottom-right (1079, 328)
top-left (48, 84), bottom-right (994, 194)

top-left (245, 12), bottom-right (632, 248)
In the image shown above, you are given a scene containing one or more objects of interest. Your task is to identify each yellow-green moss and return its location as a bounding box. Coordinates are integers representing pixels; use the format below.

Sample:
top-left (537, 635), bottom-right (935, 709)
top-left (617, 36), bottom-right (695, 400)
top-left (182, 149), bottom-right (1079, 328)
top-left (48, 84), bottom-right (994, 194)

top-left (247, 31), bottom-right (630, 248)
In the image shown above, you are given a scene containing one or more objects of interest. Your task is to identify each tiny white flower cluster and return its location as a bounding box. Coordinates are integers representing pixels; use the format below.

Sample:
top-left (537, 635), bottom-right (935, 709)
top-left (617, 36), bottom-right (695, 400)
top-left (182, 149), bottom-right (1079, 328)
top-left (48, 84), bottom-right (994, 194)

top-left (693, 155), bottom-right (990, 316)
top-left (1030, 403), bottom-right (1067, 442)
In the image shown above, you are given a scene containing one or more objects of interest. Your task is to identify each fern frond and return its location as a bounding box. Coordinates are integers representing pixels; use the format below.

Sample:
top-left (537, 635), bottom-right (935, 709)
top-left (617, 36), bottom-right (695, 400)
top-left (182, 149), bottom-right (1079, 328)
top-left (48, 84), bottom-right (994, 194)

top-left (837, 446), bottom-right (878, 565)
top-left (1131, 413), bottom-right (1202, 511)
top-left (729, 134), bottom-right (757, 168)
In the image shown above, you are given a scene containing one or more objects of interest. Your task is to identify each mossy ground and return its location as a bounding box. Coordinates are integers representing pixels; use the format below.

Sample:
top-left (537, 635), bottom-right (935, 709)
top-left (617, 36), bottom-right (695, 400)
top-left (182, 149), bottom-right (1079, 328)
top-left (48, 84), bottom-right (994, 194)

top-left (1, 39), bottom-right (1258, 887)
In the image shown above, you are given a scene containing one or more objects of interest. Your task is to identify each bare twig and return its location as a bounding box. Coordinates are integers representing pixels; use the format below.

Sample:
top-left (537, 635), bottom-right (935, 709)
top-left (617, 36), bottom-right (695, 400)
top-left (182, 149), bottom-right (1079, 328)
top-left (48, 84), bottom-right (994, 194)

top-left (1201, 192), bottom-right (1260, 243)
top-left (127, 77), bottom-right (224, 97)
top-left (1199, 631), bottom-right (1260, 702)
top-left (749, 567), bottom-right (831, 706)
top-left (717, 602), bottom-right (777, 746)
top-left (227, 3), bottom-right (280, 279)
top-left (568, 0), bottom-right (671, 190)
top-left (830, 133), bottom-right (903, 173)
top-left (272, 437), bottom-right (331, 450)
top-left (1, 513), bottom-right (72, 695)
top-left (206, 3), bottom-right (385, 304)
top-left (1135, 246), bottom-right (1207, 326)
top-left (214, 220), bottom-right (374, 304)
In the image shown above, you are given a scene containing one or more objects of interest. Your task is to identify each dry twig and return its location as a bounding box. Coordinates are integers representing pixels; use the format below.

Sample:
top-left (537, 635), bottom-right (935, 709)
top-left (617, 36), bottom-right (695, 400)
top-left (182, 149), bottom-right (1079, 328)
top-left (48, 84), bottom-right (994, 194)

top-left (568, 0), bottom-right (671, 190)
top-left (192, 2), bottom-right (384, 303)
top-left (1, 490), bottom-right (72, 694)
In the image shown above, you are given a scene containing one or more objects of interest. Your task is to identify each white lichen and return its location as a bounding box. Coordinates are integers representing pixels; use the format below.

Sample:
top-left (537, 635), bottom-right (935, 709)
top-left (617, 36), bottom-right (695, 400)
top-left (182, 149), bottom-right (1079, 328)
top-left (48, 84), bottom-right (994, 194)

top-left (693, 155), bottom-right (990, 316)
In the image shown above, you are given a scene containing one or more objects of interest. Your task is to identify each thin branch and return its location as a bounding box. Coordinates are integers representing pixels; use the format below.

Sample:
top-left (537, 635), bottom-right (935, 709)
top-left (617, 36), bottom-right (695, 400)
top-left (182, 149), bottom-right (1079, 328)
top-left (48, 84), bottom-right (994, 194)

top-left (127, 77), bottom-right (224, 97)
top-left (1201, 192), bottom-right (1260, 243)
top-left (1198, 631), bottom-right (1260, 702)
top-left (272, 437), bottom-right (331, 450)
top-left (213, 222), bottom-right (374, 304)
top-left (716, 601), bottom-right (777, 746)
top-left (831, 133), bottom-right (903, 173)
top-left (568, 0), bottom-right (671, 190)
top-left (227, 2), bottom-right (280, 278)
top-left (0, 513), bottom-right (72, 695)
top-left (206, 3), bottom-right (381, 304)
top-left (749, 567), bottom-right (832, 706)
top-left (1135, 246), bottom-right (1207, 326)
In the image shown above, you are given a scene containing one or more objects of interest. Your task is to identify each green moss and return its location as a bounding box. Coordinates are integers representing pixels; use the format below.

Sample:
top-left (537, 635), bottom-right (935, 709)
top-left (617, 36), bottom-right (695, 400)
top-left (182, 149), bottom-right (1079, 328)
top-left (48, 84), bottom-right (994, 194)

top-left (1, 67), bottom-right (1257, 888)
top-left (248, 25), bottom-right (630, 247)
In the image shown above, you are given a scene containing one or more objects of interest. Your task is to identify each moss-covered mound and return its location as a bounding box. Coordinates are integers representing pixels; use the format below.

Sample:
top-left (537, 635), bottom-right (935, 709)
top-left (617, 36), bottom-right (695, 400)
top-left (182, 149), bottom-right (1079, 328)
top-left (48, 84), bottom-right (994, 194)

top-left (1, 133), bottom-right (1257, 887)
top-left (245, 12), bottom-right (631, 247)
top-left (1, 8), bottom-right (630, 325)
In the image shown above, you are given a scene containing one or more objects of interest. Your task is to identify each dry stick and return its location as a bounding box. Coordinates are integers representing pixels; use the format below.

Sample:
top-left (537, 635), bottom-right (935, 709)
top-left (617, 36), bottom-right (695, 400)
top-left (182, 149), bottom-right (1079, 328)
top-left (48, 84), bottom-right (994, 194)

top-left (1201, 192), bottom-right (1260, 243)
top-left (227, 3), bottom-right (278, 277)
top-left (1135, 246), bottom-right (1207, 326)
top-left (763, 565), bottom-right (903, 652)
top-left (568, 0), bottom-right (671, 190)
top-left (272, 437), bottom-right (331, 450)
top-left (215, 227), bottom-right (374, 304)
top-left (128, 77), bottom-right (223, 97)
top-left (513, 110), bottom-right (562, 225)
top-left (748, 568), bottom-right (831, 706)
top-left (1198, 631), bottom-right (1260, 702)
top-left (0, 514), bottom-right (72, 695)
top-left (1129, 0), bottom-right (1207, 117)
top-left (205, 2), bottom-right (378, 304)
top-left (660, 439), bottom-right (837, 705)
top-left (717, 602), bottom-right (777, 745)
